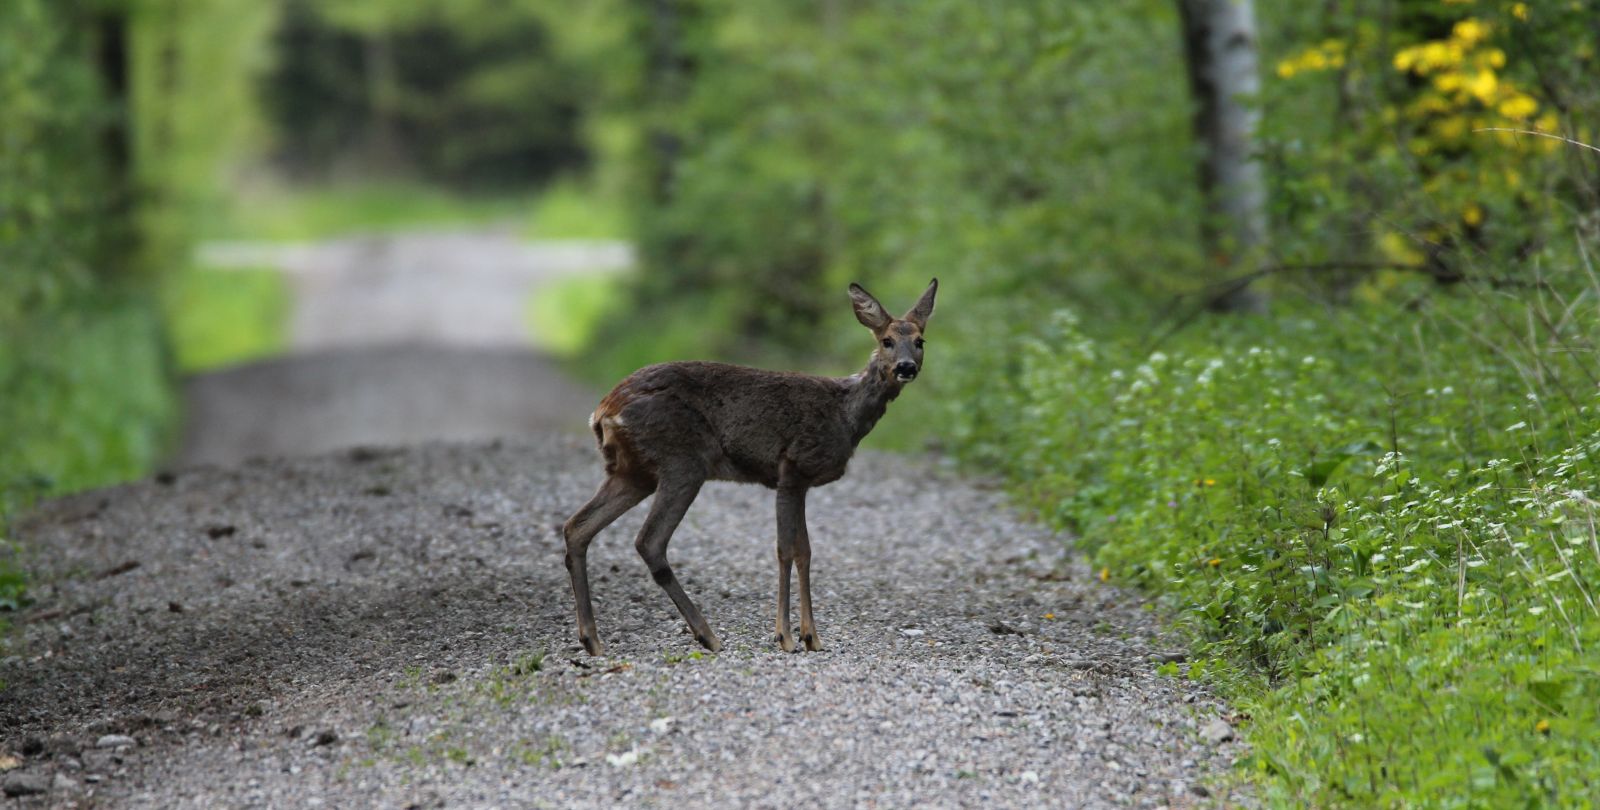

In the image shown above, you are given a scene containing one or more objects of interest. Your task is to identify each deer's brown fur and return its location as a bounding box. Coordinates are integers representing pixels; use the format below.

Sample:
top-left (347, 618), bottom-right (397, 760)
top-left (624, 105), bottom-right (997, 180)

top-left (562, 279), bottom-right (937, 655)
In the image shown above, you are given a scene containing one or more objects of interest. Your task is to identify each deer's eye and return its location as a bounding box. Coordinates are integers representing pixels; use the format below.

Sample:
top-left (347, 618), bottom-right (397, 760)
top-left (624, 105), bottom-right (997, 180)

top-left (881, 338), bottom-right (894, 349)
top-left (914, 338), bottom-right (925, 349)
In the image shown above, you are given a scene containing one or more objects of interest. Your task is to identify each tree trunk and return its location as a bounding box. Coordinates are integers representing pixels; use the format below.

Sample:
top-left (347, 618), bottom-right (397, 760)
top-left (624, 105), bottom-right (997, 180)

top-left (94, 6), bottom-right (138, 271)
top-left (1177, 0), bottom-right (1270, 312)
top-left (362, 30), bottom-right (404, 173)
top-left (643, 0), bottom-right (689, 205)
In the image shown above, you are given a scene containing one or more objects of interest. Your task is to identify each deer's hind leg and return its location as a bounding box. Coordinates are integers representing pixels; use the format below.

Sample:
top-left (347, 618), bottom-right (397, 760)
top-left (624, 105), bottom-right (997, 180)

top-left (774, 486), bottom-right (804, 652)
top-left (564, 474), bottom-right (649, 656)
top-left (635, 467), bottom-right (721, 652)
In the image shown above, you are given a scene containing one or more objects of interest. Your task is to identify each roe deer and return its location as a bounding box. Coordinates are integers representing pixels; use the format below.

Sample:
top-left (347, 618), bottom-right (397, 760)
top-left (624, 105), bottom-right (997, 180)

top-left (562, 279), bottom-right (938, 655)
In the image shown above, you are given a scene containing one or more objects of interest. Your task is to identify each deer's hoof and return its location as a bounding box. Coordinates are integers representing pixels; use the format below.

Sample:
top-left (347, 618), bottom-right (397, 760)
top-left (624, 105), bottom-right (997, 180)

top-left (580, 633), bottom-right (605, 657)
top-left (775, 632), bottom-right (796, 653)
top-left (801, 632), bottom-right (824, 652)
top-left (694, 632), bottom-right (723, 653)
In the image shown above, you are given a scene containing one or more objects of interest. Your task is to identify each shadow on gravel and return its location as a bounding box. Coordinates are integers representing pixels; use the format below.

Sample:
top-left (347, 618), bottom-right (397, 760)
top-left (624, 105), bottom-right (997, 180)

top-left (1, 572), bottom-right (556, 737)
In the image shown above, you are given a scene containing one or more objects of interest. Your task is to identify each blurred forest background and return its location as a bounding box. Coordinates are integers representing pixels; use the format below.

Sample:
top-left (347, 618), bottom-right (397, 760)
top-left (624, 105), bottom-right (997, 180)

top-left (5, 0), bottom-right (1600, 804)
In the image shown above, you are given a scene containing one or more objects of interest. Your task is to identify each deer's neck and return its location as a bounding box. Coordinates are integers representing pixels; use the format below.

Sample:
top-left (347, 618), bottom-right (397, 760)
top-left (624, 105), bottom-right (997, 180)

top-left (843, 356), bottom-right (903, 446)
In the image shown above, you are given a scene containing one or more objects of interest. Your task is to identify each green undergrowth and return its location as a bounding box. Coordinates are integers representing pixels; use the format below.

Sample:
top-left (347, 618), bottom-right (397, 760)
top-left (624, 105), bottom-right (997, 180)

top-left (524, 272), bottom-right (628, 357)
top-left (161, 265), bottom-right (290, 372)
top-left (0, 294), bottom-right (178, 621)
top-left (204, 178), bottom-right (627, 244)
top-left (202, 181), bottom-right (535, 242)
top-left (954, 277), bottom-right (1600, 805)
top-left (523, 178), bottom-right (628, 241)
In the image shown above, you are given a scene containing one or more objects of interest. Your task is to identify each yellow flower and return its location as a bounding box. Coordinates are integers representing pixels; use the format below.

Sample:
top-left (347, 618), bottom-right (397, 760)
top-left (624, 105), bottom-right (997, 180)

top-left (1203, 478), bottom-right (1217, 487)
top-left (1277, 60), bottom-right (1297, 79)
top-left (1467, 69), bottom-right (1499, 103)
top-left (1462, 203), bottom-right (1484, 227)
top-left (1432, 42), bottom-right (1462, 70)
top-left (1043, 613), bottom-right (1056, 621)
top-left (1098, 567), bottom-right (1110, 582)
top-left (1208, 558), bottom-right (1222, 567)
top-left (1536, 718), bottom-right (1551, 734)
top-left (1511, 3), bottom-right (1529, 22)
top-left (1452, 19), bottom-right (1488, 47)
top-left (1498, 93), bottom-right (1538, 119)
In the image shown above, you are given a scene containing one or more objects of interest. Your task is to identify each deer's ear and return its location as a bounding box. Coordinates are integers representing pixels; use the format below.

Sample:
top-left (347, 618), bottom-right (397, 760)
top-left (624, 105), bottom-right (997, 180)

top-left (903, 278), bottom-right (938, 330)
top-left (849, 283), bottom-right (891, 330)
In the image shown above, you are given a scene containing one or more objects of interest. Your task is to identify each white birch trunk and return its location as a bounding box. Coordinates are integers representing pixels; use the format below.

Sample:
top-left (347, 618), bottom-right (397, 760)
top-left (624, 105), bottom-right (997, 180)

top-left (1178, 0), bottom-right (1270, 311)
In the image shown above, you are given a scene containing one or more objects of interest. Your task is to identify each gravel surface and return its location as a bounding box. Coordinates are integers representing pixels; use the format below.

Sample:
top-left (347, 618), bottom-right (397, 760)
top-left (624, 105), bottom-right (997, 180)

top-left (175, 347), bottom-right (596, 466)
top-left (2, 436), bottom-right (1246, 808)
top-left (179, 231), bottom-right (628, 467)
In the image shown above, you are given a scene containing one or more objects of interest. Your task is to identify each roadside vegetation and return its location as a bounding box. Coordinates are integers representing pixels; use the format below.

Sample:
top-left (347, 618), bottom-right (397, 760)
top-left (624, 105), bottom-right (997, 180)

top-left (555, 0), bottom-right (1600, 804)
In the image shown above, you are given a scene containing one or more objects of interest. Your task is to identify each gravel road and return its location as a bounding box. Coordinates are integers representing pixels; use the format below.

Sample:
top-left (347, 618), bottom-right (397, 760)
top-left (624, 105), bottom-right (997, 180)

top-left (179, 231), bottom-right (630, 467)
top-left (174, 347), bottom-right (595, 467)
top-left (2, 437), bottom-right (1244, 808)
top-left (4, 231), bottom-right (1244, 807)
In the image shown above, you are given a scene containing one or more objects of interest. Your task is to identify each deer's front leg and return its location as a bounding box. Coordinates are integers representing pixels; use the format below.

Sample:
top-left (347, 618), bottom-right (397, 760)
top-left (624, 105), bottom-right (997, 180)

top-left (792, 493), bottom-right (822, 651)
top-left (774, 487), bottom-right (801, 652)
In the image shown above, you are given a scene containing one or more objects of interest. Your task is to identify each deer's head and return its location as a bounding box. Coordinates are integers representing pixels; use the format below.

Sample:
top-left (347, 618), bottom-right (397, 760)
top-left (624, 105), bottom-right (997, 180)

top-left (849, 279), bottom-right (938, 384)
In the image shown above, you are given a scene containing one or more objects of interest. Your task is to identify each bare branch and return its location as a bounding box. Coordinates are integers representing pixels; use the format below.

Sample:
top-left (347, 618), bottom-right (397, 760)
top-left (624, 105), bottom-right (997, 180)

top-left (1472, 128), bottom-right (1600, 156)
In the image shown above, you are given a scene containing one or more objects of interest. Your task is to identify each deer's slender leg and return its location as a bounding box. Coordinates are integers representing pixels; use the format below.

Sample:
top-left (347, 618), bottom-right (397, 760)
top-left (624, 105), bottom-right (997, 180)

top-left (635, 470), bottom-right (721, 652)
top-left (793, 495), bottom-right (823, 651)
top-left (563, 474), bottom-right (649, 656)
top-left (774, 487), bottom-right (802, 652)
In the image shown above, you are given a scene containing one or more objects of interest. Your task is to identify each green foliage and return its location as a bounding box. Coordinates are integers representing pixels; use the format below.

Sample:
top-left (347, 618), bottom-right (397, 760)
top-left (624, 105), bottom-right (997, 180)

top-left (523, 177), bottom-right (628, 240)
top-left (262, 0), bottom-right (590, 188)
top-left (1259, 0), bottom-right (1597, 289)
top-left (576, 0), bottom-right (1209, 377)
top-left (0, 298), bottom-right (175, 510)
top-left (161, 266), bottom-right (290, 372)
top-left (0, 0), bottom-right (116, 320)
top-left (129, 0), bottom-right (279, 272)
top-left (956, 276), bottom-right (1600, 804)
top-left (203, 180), bottom-right (533, 242)
top-left (524, 273), bottom-right (627, 357)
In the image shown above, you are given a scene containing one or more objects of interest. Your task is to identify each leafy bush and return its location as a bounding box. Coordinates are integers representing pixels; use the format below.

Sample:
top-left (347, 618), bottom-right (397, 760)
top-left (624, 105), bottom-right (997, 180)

top-left (261, 0), bottom-right (590, 188)
top-left (523, 273), bottom-right (628, 357)
top-left (958, 273), bottom-right (1600, 804)
top-left (161, 266), bottom-right (290, 372)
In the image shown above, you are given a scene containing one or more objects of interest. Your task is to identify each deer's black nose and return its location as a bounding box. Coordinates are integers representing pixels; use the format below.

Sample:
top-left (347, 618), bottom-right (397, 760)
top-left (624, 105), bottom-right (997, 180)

top-left (894, 361), bottom-right (919, 380)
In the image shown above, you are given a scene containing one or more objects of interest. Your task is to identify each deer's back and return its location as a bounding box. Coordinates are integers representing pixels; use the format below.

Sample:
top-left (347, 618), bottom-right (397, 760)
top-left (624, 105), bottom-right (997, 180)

top-left (593, 361), bottom-right (854, 488)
